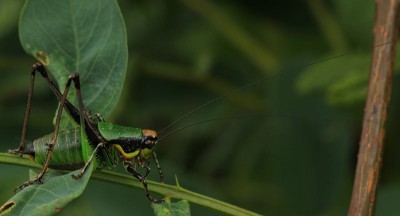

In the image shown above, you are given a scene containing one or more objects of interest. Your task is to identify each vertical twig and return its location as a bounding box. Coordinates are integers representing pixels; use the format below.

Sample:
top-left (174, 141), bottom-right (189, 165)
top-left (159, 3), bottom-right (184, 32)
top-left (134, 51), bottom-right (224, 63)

top-left (348, 1), bottom-right (400, 216)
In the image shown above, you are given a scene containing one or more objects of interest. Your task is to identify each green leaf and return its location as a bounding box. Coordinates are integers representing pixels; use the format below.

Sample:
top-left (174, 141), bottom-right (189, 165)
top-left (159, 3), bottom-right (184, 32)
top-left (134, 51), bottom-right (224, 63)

top-left (0, 163), bottom-right (93, 216)
top-left (152, 200), bottom-right (191, 216)
top-left (296, 44), bottom-right (400, 107)
top-left (19, 0), bottom-right (128, 124)
top-left (295, 53), bottom-right (370, 107)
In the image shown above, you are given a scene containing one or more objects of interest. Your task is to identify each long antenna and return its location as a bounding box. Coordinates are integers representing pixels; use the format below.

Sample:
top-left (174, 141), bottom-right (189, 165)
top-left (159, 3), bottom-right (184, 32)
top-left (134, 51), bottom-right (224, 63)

top-left (157, 42), bottom-right (391, 135)
top-left (158, 114), bottom-right (258, 141)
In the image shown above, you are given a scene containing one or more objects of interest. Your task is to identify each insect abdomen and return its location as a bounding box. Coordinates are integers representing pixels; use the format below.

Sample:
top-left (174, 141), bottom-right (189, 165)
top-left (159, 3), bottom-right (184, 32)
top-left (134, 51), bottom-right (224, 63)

top-left (33, 129), bottom-right (85, 170)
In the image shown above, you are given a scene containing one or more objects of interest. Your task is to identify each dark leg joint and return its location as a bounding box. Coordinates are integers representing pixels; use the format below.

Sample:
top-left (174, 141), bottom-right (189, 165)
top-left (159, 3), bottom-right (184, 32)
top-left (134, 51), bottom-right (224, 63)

top-left (69, 73), bottom-right (81, 89)
top-left (95, 113), bottom-right (105, 122)
top-left (44, 143), bottom-right (52, 153)
top-left (32, 62), bottom-right (48, 77)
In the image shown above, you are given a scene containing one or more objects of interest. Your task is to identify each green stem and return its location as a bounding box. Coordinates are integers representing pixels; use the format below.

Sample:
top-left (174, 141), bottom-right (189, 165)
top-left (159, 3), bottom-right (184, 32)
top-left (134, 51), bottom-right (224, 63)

top-left (0, 152), bottom-right (261, 216)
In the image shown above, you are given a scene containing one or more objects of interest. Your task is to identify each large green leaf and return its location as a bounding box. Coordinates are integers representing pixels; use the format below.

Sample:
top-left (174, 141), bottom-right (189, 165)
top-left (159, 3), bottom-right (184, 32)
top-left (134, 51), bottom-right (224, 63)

top-left (5, 1), bottom-right (128, 215)
top-left (19, 0), bottom-right (128, 121)
top-left (0, 164), bottom-right (93, 216)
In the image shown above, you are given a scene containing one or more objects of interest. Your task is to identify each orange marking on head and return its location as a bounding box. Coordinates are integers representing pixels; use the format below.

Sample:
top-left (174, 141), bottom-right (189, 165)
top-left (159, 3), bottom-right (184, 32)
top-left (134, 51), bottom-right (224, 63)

top-left (142, 129), bottom-right (158, 139)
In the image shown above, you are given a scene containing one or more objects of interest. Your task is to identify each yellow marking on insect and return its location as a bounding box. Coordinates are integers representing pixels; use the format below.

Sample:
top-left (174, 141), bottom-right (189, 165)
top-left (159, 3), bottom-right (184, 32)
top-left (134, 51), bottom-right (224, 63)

top-left (113, 144), bottom-right (139, 159)
top-left (140, 148), bottom-right (152, 159)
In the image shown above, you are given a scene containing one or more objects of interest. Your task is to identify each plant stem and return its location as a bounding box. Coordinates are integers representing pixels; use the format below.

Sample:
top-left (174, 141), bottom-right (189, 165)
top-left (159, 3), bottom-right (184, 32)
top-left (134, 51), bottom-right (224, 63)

top-left (348, 1), bottom-right (400, 215)
top-left (0, 152), bottom-right (261, 216)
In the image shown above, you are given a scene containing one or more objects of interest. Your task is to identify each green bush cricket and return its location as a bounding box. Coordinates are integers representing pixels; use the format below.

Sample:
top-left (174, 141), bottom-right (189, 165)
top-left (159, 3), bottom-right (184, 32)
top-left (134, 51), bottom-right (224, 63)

top-left (9, 62), bottom-right (164, 203)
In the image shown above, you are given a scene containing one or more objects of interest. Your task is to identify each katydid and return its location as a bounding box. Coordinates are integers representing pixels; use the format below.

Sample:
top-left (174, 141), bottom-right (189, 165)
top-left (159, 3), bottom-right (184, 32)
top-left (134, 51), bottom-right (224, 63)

top-left (9, 62), bottom-right (164, 203)
top-left (7, 43), bottom-right (388, 205)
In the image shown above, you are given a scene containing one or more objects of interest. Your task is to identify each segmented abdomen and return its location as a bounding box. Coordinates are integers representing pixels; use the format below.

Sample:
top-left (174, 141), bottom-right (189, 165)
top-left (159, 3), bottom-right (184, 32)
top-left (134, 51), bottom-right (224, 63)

top-left (33, 129), bottom-right (85, 170)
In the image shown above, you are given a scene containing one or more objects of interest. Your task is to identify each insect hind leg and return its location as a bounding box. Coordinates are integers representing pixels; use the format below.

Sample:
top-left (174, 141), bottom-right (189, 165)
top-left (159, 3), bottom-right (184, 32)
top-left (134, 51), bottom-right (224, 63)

top-left (10, 63), bottom-right (44, 154)
top-left (15, 73), bottom-right (82, 191)
top-left (9, 63), bottom-right (80, 155)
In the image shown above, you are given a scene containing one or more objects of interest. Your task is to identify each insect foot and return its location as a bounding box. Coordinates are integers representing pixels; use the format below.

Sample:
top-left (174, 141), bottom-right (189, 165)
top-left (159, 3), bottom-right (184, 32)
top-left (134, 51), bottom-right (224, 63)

top-left (140, 177), bottom-right (164, 204)
top-left (71, 172), bottom-right (84, 180)
top-left (7, 148), bottom-right (23, 157)
top-left (14, 174), bottom-right (45, 192)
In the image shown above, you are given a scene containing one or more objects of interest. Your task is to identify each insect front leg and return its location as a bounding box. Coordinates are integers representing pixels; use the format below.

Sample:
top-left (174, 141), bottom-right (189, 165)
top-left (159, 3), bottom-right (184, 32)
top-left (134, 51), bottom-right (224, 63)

top-left (152, 152), bottom-right (165, 183)
top-left (124, 161), bottom-right (164, 204)
top-left (15, 73), bottom-right (79, 191)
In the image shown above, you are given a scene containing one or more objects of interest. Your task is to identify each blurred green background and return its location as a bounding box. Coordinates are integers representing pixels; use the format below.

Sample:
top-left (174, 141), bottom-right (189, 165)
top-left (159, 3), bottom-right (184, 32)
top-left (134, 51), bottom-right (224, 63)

top-left (1, 0), bottom-right (400, 215)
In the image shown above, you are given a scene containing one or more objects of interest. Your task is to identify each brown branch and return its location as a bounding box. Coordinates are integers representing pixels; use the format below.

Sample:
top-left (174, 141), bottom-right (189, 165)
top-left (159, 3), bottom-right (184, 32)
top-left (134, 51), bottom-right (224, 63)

top-left (348, 1), bottom-right (400, 216)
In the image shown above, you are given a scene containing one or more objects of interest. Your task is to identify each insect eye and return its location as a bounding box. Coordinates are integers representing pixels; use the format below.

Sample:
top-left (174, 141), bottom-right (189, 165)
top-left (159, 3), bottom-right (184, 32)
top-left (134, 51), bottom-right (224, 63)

top-left (143, 136), bottom-right (157, 149)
